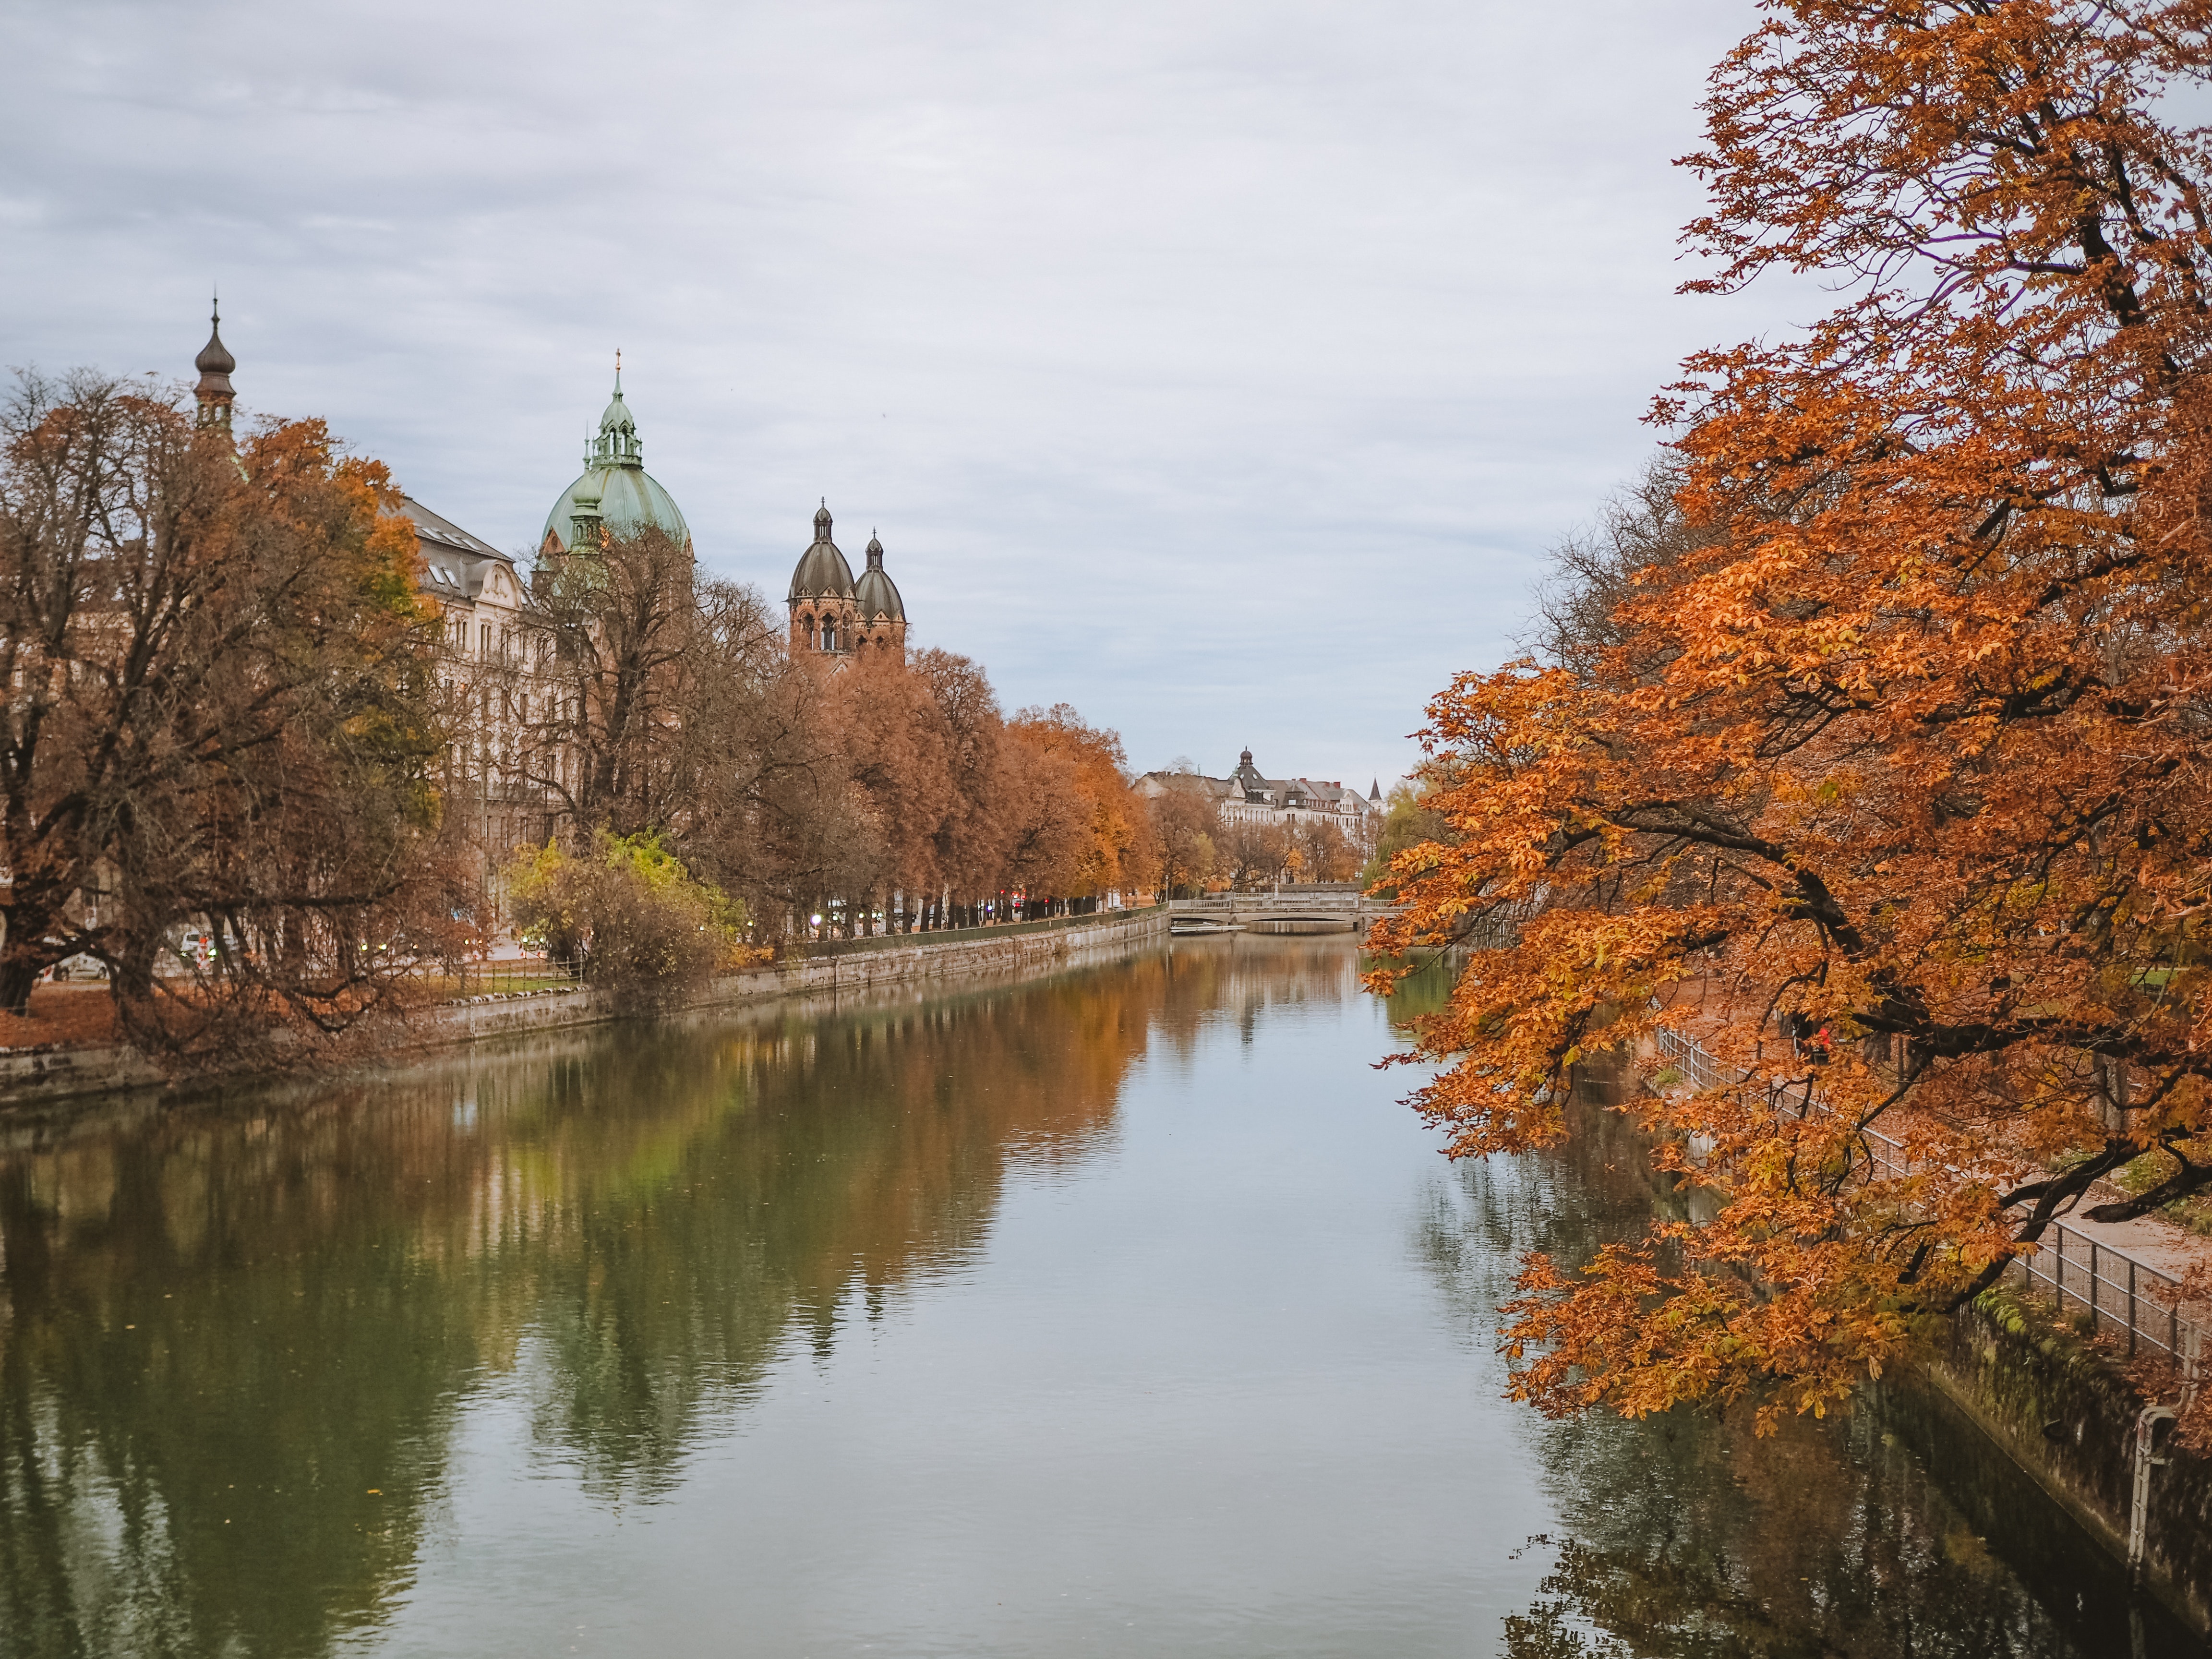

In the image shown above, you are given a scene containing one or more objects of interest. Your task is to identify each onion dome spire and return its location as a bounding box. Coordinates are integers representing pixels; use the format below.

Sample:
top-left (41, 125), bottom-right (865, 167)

top-left (193, 295), bottom-right (236, 433)
top-left (540, 353), bottom-right (691, 557)
top-left (854, 529), bottom-right (905, 623)
top-left (789, 499), bottom-right (856, 601)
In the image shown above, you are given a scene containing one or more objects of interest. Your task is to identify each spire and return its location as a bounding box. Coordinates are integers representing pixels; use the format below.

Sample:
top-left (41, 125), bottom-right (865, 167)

top-left (193, 295), bottom-right (236, 433)
top-left (814, 499), bottom-right (833, 540)
top-left (1369, 777), bottom-right (1381, 802)
top-left (590, 351), bottom-right (640, 467)
top-left (865, 531), bottom-right (884, 570)
top-left (567, 475), bottom-right (605, 554)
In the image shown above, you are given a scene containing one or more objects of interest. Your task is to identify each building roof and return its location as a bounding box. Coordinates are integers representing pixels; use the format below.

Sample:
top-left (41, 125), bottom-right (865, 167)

top-left (790, 502), bottom-right (856, 601)
top-left (853, 532), bottom-right (905, 622)
top-left (1134, 760), bottom-right (1375, 816)
top-left (193, 299), bottom-right (235, 381)
top-left (400, 495), bottom-right (519, 602)
top-left (540, 366), bottom-right (691, 554)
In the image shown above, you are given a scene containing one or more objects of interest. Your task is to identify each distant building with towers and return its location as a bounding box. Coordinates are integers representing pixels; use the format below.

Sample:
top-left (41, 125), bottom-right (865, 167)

top-left (184, 313), bottom-right (926, 921)
top-left (1133, 750), bottom-right (1381, 842)
top-left (787, 502), bottom-right (907, 659)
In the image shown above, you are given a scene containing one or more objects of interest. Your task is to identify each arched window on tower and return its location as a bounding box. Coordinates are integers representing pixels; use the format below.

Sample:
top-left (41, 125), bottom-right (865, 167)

top-left (823, 620), bottom-right (838, 651)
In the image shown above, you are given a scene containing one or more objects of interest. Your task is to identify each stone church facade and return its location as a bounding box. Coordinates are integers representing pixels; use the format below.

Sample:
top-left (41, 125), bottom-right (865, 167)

top-left (787, 503), bottom-right (908, 659)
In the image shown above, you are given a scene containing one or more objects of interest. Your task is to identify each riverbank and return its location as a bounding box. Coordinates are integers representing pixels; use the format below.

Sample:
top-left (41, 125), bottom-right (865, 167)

top-left (1924, 1289), bottom-right (2212, 1637)
top-left (1630, 1034), bottom-right (2212, 1638)
top-left (0, 904), bottom-right (1170, 1112)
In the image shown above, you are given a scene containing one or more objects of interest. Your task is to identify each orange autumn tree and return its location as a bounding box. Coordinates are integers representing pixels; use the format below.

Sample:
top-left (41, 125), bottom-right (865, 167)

top-left (0, 373), bottom-right (461, 1062)
top-left (1371, 0), bottom-right (2212, 1431)
top-left (1006, 703), bottom-right (1146, 897)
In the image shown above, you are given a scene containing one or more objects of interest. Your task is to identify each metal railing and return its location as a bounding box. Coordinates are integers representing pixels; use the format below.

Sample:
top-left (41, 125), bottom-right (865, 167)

top-left (793, 904), bottom-right (1162, 958)
top-left (1654, 1026), bottom-right (2206, 1363)
top-left (438, 955), bottom-right (585, 997)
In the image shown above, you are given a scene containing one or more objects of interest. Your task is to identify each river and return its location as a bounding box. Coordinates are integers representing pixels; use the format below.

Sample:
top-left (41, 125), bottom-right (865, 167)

top-left (0, 937), bottom-right (2199, 1657)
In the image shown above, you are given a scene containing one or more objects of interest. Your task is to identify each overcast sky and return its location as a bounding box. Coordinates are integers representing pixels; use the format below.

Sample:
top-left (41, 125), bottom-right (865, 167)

top-left (3, 0), bottom-right (1803, 791)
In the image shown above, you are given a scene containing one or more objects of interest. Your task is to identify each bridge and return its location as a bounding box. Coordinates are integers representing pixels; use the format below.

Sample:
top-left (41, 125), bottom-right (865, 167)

top-left (1168, 885), bottom-right (1399, 936)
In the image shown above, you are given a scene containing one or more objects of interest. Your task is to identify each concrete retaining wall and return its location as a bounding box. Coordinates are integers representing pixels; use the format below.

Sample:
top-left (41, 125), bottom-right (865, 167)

top-left (1620, 1034), bottom-right (2212, 1633)
top-left (0, 906), bottom-right (1171, 1111)
top-left (1927, 1288), bottom-right (2212, 1635)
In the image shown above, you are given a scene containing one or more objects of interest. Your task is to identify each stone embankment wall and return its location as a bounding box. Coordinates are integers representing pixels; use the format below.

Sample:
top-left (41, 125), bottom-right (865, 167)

top-left (1926, 1290), bottom-right (2212, 1635)
top-left (1626, 1028), bottom-right (2212, 1634)
top-left (0, 906), bottom-right (1171, 1111)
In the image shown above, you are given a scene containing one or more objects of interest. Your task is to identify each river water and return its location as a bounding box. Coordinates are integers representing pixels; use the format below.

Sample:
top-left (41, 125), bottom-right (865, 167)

top-left (0, 937), bottom-right (2200, 1657)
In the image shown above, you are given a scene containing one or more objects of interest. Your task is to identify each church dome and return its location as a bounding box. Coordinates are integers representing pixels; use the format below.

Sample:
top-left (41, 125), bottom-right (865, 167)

top-left (854, 533), bottom-right (904, 622)
top-left (540, 365), bottom-right (691, 554)
top-left (194, 303), bottom-right (235, 377)
top-left (789, 502), bottom-right (856, 600)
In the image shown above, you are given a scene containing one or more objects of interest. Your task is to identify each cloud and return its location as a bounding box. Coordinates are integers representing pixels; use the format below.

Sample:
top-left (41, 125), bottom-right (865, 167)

top-left (1, 0), bottom-right (1802, 785)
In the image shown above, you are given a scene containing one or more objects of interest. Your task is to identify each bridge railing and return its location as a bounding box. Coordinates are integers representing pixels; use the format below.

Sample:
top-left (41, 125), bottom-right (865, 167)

top-left (1169, 891), bottom-right (1382, 911)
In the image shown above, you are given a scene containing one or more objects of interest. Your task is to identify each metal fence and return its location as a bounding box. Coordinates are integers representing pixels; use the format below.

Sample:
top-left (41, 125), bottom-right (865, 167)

top-left (440, 956), bottom-right (584, 996)
top-left (1654, 1026), bottom-right (2206, 1363)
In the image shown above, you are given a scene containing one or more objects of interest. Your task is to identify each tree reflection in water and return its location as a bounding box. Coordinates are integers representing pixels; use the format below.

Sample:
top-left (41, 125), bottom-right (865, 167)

top-left (1417, 1058), bottom-right (2202, 1659)
top-left (0, 950), bottom-right (1286, 1659)
top-left (9, 938), bottom-right (2184, 1659)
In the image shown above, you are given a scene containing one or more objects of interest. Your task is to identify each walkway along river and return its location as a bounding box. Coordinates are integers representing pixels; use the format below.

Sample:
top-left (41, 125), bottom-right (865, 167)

top-left (0, 937), bottom-right (2199, 1656)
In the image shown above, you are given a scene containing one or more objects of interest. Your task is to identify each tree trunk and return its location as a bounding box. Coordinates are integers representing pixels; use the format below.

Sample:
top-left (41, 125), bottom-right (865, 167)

top-left (0, 954), bottom-right (41, 1018)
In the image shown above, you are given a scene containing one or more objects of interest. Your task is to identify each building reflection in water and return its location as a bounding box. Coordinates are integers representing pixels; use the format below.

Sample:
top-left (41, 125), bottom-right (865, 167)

top-left (0, 947), bottom-right (1339, 1657)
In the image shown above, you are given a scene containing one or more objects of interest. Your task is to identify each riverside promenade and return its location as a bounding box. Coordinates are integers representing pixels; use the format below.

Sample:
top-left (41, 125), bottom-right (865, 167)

top-left (0, 905), bottom-right (1171, 1111)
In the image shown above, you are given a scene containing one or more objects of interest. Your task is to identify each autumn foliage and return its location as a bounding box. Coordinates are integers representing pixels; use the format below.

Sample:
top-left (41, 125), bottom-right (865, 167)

top-left (501, 537), bottom-right (1155, 941)
top-left (0, 372), bottom-right (462, 1062)
top-left (1371, 1), bottom-right (2212, 1429)
top-left (507, 830), bottom-right (752, 1008)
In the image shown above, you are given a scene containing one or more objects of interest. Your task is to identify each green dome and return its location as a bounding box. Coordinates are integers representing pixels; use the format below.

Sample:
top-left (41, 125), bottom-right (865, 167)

top-left (540, 368), bottom-right (691, 553)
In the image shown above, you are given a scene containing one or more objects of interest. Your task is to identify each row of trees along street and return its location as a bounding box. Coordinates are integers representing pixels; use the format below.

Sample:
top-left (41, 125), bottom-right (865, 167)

top-left (0, 368), bottom-right (1357, 1068)
top-left (1370, 0), bottom-right (2212, 1454)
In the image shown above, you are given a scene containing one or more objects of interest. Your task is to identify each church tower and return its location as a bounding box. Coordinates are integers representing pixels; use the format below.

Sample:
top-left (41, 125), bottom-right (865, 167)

top-left (788, 502), bottom-right (859, 656)
top-left (193, 298), bottom-right (236, 433)
top-left (788, 504), bottom-right (908, 659)
top-left (852, 532), bottom-right (908, 656)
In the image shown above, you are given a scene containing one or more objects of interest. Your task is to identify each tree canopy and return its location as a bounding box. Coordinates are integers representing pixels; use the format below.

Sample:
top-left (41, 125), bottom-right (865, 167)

top-left (0, 373), bottom-right (460, 1060)
top-left (1372, 0), bottom-right (2212, 1431)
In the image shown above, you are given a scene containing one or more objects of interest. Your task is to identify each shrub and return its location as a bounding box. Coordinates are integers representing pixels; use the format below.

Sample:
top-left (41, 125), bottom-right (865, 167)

top-left (507, 832), bottom-right (753, 1010)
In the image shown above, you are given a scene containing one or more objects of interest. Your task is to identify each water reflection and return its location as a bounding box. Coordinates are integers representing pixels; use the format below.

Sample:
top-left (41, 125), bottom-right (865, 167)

top-left (0, 957), bottom-right (1222, 1656)
top-left (1422, 1063), bottom-right (2205, 1658)
top-left (0, 941), bottom-right (2193, 1658)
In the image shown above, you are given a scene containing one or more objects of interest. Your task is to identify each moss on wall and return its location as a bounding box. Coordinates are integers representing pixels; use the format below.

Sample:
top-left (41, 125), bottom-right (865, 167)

top-left (1925, 1286), bottom-right (2212, 1636)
